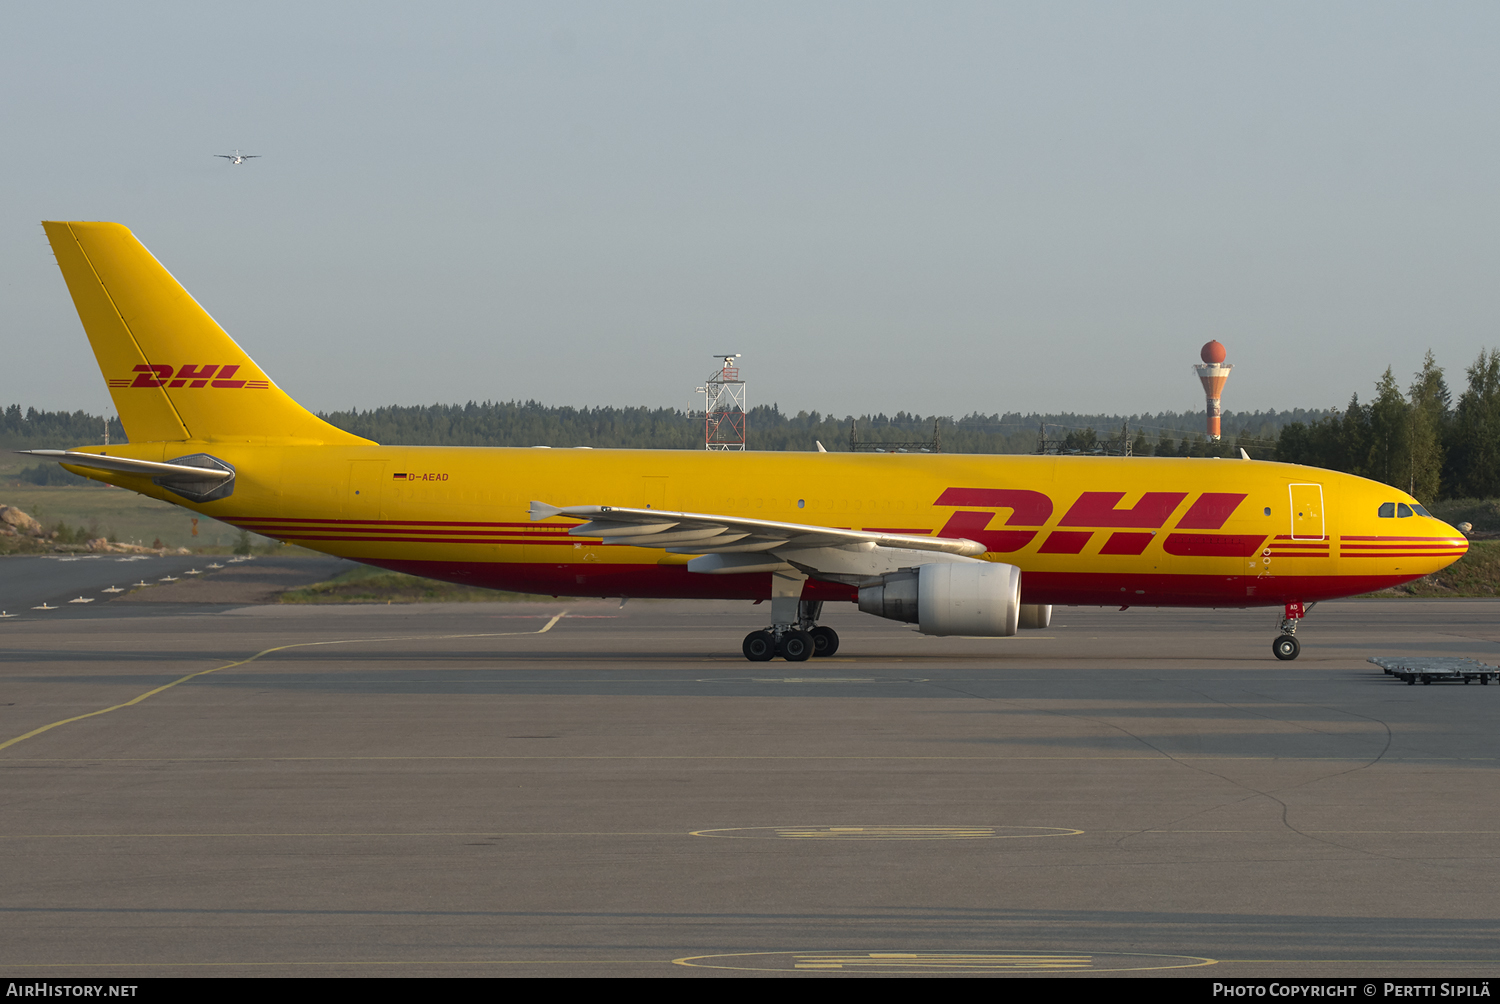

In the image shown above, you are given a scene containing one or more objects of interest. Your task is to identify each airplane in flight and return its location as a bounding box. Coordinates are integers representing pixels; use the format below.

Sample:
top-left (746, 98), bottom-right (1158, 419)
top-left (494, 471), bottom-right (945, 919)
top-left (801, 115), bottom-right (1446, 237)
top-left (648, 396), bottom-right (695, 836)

top-left (214, 150), bottom-right (259, 165)
top-left (26, 222), bottom-right (1470, 661)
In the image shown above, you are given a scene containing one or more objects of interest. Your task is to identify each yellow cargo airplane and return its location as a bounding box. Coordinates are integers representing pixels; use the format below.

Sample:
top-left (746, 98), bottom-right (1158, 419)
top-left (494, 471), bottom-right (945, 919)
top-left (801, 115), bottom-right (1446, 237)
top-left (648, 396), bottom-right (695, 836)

top-left (26, 221), bottom-right (1469, 662)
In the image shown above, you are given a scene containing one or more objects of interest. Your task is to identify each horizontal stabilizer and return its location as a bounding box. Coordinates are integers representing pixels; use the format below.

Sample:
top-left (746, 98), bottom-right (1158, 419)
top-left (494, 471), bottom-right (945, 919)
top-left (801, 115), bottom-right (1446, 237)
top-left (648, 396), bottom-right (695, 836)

top-left (18, 450), bottom-right (232, 482)
top-left (19, 449), bottom-right (237, 502)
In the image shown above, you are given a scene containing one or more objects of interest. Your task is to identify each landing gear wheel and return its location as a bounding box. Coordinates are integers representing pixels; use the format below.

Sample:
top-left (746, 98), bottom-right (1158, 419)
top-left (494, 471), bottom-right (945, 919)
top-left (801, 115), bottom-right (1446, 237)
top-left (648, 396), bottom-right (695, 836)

top-left (809, 626), bottom-right (840, 658)
top-left (742, 630), bottom-right (775, 662)
top-left (780, 629), bottom-right (813, 662)
top-left (1272, 635), bottom-right (1301, 661)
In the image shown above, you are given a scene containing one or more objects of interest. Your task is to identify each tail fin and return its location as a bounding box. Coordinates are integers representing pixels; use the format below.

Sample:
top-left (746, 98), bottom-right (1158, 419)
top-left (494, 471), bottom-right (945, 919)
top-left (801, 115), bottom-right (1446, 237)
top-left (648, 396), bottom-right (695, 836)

top-left (42, 221), bottom-right (372, 446)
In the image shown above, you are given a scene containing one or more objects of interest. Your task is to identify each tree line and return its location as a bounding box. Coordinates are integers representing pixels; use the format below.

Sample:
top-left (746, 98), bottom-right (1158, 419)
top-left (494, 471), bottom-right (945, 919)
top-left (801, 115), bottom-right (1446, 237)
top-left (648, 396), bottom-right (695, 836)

top-left (6, 347), bottom-right (1496, 502)
top-left (0, 405), bottom-right (124, 449)
top-left (1273, 350), bottom-right (1500, 501)
top-left (313, 401), bottom-right (1318, 456)
top-left (0, 398), bottom-right (1323, 456)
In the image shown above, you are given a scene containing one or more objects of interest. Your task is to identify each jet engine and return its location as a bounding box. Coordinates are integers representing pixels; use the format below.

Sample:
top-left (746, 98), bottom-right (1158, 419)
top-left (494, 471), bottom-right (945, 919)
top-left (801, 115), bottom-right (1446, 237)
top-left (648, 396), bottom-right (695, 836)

top-left (857, 561), bottom-right (1022, 636)
top-left (1017, 603), bottom-right (1052, 630)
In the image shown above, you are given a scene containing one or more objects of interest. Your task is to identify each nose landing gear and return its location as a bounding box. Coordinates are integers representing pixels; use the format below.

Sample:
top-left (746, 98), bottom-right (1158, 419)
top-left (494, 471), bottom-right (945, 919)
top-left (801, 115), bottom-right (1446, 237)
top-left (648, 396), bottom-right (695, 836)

top-left (1273, 599), bottom-right (1309, 661)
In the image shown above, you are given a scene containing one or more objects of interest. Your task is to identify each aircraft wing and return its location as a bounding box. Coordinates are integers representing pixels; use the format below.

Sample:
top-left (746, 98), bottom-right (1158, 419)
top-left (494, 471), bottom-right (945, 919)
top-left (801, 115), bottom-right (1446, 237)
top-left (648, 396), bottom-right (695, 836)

top-left (18, 450), bottom-right (233, 482)
top-left (530, 501), bottom-right (986, 580)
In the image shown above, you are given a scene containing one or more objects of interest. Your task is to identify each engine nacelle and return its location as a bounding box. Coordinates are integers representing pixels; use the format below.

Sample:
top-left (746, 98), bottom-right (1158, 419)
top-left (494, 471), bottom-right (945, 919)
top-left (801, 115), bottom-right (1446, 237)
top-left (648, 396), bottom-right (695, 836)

top-left (857, 562), bottom-right (1021, 636)
top-left (1017, 603), bottom-right (1052, 630)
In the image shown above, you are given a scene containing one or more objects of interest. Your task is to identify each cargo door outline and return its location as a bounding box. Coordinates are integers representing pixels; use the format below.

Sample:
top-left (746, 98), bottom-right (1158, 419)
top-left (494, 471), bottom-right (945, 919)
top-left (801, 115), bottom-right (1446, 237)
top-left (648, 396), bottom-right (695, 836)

top-left (347, 460), bottom-right (388, 519)
top-left (1289, 483), bottom-right (1324, 541)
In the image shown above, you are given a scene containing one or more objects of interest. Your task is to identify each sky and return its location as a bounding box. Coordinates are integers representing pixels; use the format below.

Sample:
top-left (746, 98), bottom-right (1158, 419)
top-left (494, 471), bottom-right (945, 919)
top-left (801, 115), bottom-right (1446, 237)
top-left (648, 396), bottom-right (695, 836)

top-left (4, 2), bottom-right (1499, 421)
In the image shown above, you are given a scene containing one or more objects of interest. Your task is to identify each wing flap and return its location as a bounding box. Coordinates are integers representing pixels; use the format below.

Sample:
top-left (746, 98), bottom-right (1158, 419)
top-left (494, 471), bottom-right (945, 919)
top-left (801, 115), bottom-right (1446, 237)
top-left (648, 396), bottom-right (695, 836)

top-left (532, 502), bottom-right (986, 557)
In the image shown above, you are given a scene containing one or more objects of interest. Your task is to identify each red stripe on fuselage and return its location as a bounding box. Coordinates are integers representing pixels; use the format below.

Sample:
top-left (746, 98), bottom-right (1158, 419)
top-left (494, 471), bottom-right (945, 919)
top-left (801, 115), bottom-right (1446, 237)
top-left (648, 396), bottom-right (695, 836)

top-left (1162, 533), bottom-right (1266, 557)
top-left (348, 559), bottom-right (1429, 609)
top-left (224, 517), bottom-right (564, 528)
top-left (1341, 535), bottom-right (1466, 542)
top-left (266, 534), bottom-right (580, 544)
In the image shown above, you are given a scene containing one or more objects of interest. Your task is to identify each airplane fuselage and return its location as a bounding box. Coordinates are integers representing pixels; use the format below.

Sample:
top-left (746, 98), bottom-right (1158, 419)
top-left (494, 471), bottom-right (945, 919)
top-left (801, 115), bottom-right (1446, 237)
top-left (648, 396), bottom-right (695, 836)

top-left (75, 443), bottom-right (1466, 608)
top-left (38, 219), bottom-right (1469, 660)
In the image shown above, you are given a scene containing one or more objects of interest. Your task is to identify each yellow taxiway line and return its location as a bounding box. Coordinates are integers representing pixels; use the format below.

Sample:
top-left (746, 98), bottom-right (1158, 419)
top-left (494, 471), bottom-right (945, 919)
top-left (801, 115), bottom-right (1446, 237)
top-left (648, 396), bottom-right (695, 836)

top-left (0, 613), bottom-right (566, 753)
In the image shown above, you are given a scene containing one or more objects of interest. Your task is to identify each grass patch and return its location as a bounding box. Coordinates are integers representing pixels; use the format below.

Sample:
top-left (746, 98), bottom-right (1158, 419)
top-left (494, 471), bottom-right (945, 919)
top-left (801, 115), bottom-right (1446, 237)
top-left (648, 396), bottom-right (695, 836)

top-left (1427, 498), bottom-right (1500, 534)
top-left (1369, 539), bottom-right (1500, 597)
top-left (279, 563), bottom-right (551, 604)
top-left (0, 486), bottom-right (318, 555)
top-left (0, 485), bottom-right (240, 550)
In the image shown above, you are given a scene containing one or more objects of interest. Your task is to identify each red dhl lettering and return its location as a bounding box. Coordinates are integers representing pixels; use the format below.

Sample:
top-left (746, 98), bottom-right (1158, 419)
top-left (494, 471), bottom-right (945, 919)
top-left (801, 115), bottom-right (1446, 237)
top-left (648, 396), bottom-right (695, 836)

top-left (119, 364), bottom-right (255, 389)
top-left (933, 487), bottom-right (1252, 554)
top-left (1174, 493), bottom-right (1247, 529)
top-left (931, 488), bottom-right (1051, 553)
top-left (168, 364), bottom-right (219, 387)
top-left (1098, 531), bottom-right (1154, 555)
top-left (1059, 491), bottom-right (1188, 528)
top-left (1038, 530), bottom-right (1092, 554)
top-left (129, 364), bottom-right (172, 387)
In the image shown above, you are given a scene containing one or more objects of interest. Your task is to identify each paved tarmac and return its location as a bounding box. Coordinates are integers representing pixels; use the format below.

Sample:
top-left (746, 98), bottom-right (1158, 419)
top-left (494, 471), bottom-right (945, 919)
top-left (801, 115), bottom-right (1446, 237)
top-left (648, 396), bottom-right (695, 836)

top-left (0, 553), bottom-right (347, 617)
top-left (1, 597), bottom-right (1498, 978)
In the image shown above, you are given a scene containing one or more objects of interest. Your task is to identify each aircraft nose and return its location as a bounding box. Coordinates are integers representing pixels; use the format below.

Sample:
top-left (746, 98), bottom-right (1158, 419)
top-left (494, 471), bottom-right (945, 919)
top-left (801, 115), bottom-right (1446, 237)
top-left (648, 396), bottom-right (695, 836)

top-left (1443, 520), bottom-right (1470, 557)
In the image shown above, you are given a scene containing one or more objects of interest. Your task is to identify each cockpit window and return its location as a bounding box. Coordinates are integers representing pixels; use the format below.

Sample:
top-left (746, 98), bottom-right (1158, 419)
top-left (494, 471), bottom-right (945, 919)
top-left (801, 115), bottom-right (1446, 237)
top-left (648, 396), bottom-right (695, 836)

top-left (1412, 504), bottom-right (1431, 517)
top-left (1378, 502), bottom-right (1395, 518)
top-left (1396, 503), bottom-right (1413, 518)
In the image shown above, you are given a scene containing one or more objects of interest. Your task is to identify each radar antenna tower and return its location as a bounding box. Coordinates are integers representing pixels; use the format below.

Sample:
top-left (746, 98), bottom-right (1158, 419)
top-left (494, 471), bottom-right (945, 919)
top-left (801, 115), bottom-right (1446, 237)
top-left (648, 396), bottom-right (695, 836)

top-left (697, 354), bottom-right (746, 451)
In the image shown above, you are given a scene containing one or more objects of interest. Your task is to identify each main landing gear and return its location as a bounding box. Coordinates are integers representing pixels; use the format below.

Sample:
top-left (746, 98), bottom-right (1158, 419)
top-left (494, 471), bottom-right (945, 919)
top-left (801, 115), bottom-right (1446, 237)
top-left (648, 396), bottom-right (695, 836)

top-left (742, 599), bottom-right (840, 662)
top-left (1273, 599), bottom-right (1311, 661)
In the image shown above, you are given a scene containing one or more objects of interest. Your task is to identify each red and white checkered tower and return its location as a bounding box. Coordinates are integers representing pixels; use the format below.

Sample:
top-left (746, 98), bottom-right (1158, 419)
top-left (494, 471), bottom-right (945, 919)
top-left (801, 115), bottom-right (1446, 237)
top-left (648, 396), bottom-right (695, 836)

top-left (1194, 341), bottom-right (1232, 441)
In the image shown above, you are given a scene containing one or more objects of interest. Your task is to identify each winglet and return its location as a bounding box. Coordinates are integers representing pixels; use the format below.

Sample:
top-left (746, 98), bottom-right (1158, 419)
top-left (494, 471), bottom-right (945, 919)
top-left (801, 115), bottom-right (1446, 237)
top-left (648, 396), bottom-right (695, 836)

top-left (528, 501), bottom-right (563, 521)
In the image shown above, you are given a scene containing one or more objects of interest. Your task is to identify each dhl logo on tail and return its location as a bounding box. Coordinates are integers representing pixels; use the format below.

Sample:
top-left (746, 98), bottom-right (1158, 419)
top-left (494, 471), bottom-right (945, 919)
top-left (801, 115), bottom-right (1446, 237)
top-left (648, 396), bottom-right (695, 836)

top-left (108, 364), bottom-right (269, 389)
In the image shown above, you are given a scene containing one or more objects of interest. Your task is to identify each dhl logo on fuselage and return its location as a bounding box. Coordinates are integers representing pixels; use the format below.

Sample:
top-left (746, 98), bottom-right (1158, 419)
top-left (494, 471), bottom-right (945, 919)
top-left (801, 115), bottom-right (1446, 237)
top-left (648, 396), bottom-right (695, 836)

top-left (933, 488), bottom-right (1266, 557)
top-left (106, 364), bottom-right (270, 390)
